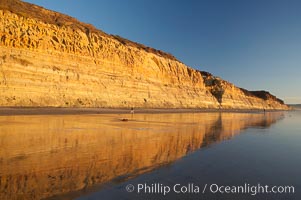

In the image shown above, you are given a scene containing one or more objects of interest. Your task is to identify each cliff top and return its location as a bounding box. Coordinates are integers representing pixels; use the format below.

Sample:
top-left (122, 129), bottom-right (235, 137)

top-left (200, 71), bottom-right (285, 105)
top-left (0, 0), bottom-right (179, 61)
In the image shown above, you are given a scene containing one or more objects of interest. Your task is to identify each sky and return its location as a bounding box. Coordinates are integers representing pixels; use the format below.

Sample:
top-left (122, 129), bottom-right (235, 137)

top-left (24, 0), bottom-right (301, 104)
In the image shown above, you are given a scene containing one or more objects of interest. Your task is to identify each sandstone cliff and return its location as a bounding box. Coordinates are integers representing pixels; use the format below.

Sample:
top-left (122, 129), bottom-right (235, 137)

top-left (201, 71), bottom-right (289, 109)
top-left (0, 0), bottom-right (289, 109)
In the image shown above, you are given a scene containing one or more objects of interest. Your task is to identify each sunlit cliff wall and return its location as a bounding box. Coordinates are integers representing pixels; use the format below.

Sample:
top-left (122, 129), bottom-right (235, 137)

top-left (0, 0), bottom-right (289, 109)
top-left (201, 72), bottom-right (289, 109)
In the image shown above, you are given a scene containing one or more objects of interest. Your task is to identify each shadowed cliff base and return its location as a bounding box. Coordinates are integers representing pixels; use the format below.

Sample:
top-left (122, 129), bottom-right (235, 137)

top-left (0, 0), bottom-right (290, 110)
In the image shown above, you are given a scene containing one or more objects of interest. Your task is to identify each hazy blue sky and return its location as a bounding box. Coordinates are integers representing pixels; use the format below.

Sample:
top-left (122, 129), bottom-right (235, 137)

top-left (24, 0), bottom-right (301, 104)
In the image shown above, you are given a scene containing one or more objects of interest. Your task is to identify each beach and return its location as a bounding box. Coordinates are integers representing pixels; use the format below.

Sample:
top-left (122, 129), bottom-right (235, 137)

top-left (0, 107), bottom-right (287, 116)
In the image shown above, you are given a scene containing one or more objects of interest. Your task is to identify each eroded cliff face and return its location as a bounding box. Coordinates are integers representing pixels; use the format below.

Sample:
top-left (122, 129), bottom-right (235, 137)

top-left (201, 71), bottom-right (289, 109)
top-left (0, 0), bottom-right (289, 109)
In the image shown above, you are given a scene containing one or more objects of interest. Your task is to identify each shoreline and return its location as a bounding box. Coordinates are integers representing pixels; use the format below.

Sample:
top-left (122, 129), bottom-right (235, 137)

top-left (0, 107), bottom-right (290, 116)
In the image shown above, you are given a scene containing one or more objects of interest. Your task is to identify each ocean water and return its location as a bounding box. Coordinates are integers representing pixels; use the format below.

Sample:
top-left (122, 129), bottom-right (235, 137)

top-left (0, 111), bottom-right (300, 200)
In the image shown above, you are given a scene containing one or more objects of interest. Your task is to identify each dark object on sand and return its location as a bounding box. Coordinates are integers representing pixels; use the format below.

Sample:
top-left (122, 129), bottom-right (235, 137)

top-left (120, 118), bottom-right (129, 122)
top-left (130, 107), bottom-right (134, 114)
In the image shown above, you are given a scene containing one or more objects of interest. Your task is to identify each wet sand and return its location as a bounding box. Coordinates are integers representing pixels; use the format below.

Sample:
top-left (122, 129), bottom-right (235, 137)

top-left (0, 107), bottom-right (283, 116)
top-left (0, 112), bottom-right (286, 200)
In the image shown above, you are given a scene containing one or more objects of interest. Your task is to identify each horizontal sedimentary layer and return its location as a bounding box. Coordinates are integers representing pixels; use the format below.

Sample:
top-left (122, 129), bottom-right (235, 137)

top-left (0, 0), bottom-right (289, 110)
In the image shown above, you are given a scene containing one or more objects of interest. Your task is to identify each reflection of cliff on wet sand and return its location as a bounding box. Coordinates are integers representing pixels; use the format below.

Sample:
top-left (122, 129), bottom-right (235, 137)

top-left (0, 112), bottom-right (284, 200)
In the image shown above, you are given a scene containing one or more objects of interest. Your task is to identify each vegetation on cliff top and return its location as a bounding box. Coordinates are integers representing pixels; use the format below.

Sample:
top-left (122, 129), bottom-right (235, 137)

top-left (0, 0), bottom-right (288, 108)
top-left (200, 71), bottom-right (285, 105)
top-left (0, 0), bottom-right (179, 61)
